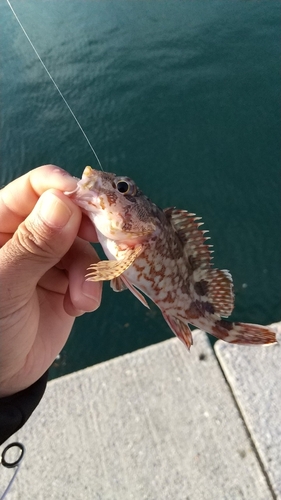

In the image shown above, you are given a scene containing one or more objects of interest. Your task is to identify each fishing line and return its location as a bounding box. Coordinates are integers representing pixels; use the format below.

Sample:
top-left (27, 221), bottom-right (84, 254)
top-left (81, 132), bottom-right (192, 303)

top-left (6, 0), bottom-right (103, 171)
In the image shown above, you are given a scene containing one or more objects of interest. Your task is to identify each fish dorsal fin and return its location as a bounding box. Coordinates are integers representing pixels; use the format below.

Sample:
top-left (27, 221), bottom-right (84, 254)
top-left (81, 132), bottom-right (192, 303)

top-left (164, 208), bottom-right (212, 270)
top-left (164, 208), bottom-right (234, 317)
top-left (192, 268), bottom-right (234, 318)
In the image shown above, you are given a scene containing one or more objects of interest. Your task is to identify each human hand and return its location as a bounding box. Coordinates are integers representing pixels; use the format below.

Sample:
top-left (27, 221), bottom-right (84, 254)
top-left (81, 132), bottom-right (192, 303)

top-left (0, 165), bottom-right (102, 397)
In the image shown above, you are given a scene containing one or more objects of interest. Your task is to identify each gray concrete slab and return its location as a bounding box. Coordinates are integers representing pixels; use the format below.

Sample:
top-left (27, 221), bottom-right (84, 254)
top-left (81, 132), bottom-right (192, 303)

top-left (215, 322), bottom-right (281, 499)
top-left (1, 332), bottom-right (273, 500)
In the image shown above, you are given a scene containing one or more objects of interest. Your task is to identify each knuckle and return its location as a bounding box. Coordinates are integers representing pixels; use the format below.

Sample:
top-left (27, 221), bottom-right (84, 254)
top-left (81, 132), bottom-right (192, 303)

top-left (15, 219), bottom-right (57, 258)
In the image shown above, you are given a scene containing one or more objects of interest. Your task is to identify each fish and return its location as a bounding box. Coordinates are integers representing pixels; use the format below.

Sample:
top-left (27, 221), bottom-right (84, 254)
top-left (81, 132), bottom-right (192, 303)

top-left (67, 166), bottom-right (276, 349)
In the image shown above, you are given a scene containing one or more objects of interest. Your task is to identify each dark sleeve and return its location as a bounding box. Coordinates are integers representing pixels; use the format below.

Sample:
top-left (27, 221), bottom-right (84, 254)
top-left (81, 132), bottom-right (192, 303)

top-left (0, 371), bottom-right (48, 445)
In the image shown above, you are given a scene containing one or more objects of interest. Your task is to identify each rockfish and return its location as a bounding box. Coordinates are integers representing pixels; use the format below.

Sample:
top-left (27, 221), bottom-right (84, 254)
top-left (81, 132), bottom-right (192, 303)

top-left (68, 166), bottom-right (276, 349)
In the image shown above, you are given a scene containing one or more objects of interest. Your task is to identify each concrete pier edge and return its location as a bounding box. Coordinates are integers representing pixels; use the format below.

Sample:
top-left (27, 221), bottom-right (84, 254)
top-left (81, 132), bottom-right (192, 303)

top-left (1, 322), bottom-right (280, 500)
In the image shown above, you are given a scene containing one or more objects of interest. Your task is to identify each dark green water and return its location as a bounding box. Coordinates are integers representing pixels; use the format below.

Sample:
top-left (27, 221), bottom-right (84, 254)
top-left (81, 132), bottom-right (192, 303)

top-left (1, 0), bottom-right (280, 379)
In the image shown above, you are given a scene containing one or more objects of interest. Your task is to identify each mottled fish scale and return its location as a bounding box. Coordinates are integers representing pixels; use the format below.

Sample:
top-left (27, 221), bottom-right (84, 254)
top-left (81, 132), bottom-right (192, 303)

top-left (67, 166), bottom-right (276, 349)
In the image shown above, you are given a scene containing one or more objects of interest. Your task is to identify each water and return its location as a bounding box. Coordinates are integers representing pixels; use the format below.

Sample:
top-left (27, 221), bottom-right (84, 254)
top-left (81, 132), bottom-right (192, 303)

top-left (1, 0), bottom-right (280, 379)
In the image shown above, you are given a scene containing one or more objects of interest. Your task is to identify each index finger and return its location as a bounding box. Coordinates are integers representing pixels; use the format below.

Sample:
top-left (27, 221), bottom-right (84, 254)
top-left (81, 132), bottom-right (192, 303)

top-left (0, 165), bottom-right (78, 233)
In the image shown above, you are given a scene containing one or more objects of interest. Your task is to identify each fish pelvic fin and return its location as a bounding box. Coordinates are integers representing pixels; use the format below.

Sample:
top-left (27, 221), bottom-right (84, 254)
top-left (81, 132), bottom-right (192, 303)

top-left (162, 312), bottom-right (193, 350)
top-left (111, 275), bottom-right (150, 309)
top-left (210, 320), bottom-right (277, 345)
top-left (110, 276), bottom-right (128, 292)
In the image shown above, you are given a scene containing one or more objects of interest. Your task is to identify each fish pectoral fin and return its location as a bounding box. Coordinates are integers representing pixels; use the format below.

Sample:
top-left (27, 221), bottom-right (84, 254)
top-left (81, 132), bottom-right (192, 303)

top-left (86, 244), bottom-right (143, 281)
top-left (162, 312), bottom-right (193, 350)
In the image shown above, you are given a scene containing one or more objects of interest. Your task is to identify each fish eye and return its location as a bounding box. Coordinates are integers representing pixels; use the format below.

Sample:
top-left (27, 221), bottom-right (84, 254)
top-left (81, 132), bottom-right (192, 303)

top-left (116, 180), bottom-right (130, 194)
top-left (115, 178), bottom-right (137, 196)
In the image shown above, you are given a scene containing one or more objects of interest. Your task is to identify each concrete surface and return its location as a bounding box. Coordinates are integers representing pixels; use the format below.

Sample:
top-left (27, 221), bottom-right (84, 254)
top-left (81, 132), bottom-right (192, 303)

top-left (1, 330), bottom-right (276, 500)
top-left (215, 322), bottom-right (281, 500)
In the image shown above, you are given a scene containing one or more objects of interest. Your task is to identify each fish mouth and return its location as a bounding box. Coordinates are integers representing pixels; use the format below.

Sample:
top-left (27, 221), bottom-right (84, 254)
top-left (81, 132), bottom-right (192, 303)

top-left (81, 166), bottom-right (100, 186)
top-left (64, 184), bottom-right (99, 201)
top-left (64, 178), bottom-right (100, 213)
top-left (64, 167), bottom-right (101, 199)
top-left (64, 186), bottom-right (79, 196)
top-left (64, 177), bottom-right (80, 196)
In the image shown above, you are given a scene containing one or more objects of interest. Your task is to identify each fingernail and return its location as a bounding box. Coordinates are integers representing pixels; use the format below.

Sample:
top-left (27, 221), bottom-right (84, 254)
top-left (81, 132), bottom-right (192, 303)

top-left (39, 192), bottom-right (72, 228)
top-left (53, 167), bottom-right (73, 178)
top-left (82, 280), bottom-right (101, 310)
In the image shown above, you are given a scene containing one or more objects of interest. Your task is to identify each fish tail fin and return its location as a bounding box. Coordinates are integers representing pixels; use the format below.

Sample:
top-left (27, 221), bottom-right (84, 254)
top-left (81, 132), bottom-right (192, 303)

top-left (210, 320), bottom-right (276, 345)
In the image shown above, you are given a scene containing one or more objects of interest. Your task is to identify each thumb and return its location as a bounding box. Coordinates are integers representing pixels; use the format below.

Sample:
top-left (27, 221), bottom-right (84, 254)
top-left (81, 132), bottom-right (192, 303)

top-left (0, 189), bottom-right (82, 296)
